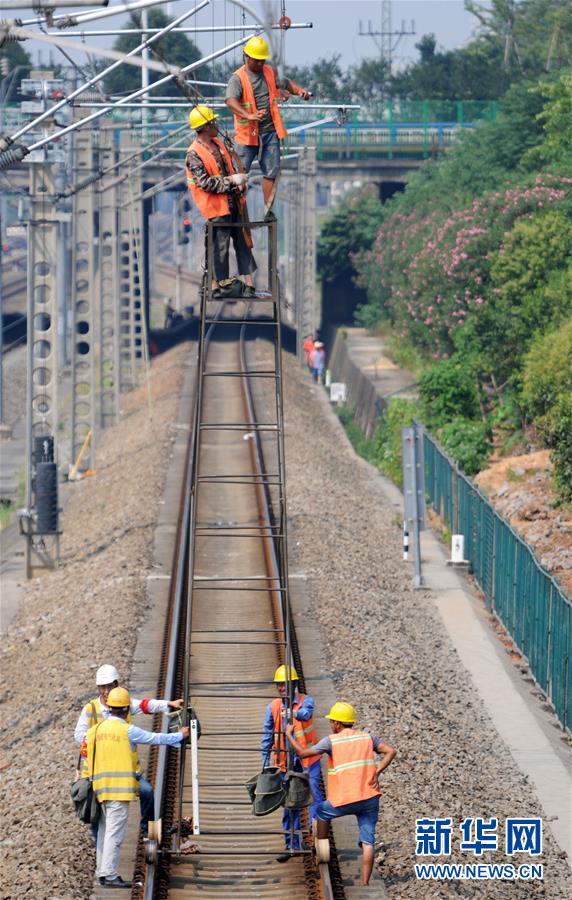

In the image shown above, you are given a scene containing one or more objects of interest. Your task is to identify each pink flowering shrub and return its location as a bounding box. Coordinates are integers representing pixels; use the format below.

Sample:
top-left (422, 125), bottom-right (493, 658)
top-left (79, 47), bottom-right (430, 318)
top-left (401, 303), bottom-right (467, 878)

top-left (355, 173), bottom-right (571, 360)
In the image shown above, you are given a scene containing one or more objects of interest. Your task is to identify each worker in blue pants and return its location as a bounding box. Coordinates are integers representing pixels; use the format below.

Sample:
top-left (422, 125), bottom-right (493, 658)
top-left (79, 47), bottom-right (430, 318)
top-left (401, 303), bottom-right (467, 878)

top-left (261, 665), bottom-right (323, 862)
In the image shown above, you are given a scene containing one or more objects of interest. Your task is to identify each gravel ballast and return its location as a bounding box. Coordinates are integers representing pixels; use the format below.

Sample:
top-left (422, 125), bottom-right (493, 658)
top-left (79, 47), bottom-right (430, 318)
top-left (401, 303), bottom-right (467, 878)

top-left (272, 346), bottom-right (571, 899)
top-left (0, 345), bottom-right (189, 899)
top-left (1, 337), bottom-right (570, 899)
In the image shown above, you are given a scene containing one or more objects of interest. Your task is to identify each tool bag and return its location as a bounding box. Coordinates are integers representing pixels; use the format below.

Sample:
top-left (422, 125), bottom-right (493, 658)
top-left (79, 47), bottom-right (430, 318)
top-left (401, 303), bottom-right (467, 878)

top-left (71, 721), bottom-right (101, 826)
top-left (283, 769), bottom-right (313, 810)
top-left (245, 766), bottom-right (286, 816)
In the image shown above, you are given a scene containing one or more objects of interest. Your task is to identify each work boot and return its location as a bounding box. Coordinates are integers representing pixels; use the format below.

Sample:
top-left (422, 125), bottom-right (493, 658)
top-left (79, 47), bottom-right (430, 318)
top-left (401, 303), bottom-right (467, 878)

top-left (99, 875), bottom-right (132, 889)
top-left (276, 851), bottom-right (292, 863)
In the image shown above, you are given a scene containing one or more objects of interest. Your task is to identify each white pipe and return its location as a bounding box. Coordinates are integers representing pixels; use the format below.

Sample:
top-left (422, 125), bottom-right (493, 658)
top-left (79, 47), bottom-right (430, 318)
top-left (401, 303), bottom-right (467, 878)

top-left (4, 0), bottom-right (106, 7)
top-left (44, 23), bottom-right (313, 36)
top-left (21, 0), bottom-right (183, 27)
top-left (12, 27), bottom-right (188, 74)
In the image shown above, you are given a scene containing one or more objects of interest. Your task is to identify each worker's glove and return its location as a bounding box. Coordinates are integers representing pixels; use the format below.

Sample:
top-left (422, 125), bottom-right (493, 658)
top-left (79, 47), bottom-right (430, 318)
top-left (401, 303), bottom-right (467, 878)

top-left (229, 172), bottom-right (248, 187)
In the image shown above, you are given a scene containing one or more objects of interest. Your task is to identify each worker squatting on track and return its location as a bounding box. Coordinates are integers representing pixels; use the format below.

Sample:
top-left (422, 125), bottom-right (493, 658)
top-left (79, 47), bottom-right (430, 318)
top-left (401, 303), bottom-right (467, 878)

top-left (224, 36), bottom-right (311, 210)
top-left (74, 664), bottom-right (183, 838)
top-left (185, 105), bottom-right (257, 301)
top-left (261, 665), bottom-right (323, 862)
top-left (85, 687), bottom-right (189, 890)
top-left (287, 701), bottom-right (397, 887)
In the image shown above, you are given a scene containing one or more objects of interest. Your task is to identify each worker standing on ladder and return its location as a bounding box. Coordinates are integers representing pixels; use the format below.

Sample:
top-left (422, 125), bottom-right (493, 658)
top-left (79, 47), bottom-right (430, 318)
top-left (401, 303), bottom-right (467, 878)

top-left (286, 701), bottom-right (396, 886)
top-left (225, 36), bottom-right (311, 214)
top-left (260, 664), bottom-right (323, 862)
top-left (186, 104), bottom-right (257, 300)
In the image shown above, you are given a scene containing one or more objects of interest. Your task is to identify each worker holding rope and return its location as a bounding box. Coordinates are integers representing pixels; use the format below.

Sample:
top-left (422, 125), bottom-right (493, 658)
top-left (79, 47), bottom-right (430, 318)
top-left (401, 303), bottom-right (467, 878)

top-left (261, 665), bottom-right (323, 862)
top-left (185, 104), bottom-right (257, 300)
top-left (225, 36), bottom-right (311, 215)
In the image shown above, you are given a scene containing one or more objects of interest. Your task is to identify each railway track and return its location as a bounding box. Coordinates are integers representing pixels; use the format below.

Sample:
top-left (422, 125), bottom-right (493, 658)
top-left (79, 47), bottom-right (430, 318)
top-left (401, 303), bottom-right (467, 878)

top-left (135, 222), bottom-right (343, 900)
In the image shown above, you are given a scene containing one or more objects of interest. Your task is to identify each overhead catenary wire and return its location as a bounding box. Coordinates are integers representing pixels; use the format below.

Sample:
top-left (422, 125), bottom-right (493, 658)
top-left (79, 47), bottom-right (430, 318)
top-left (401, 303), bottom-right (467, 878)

top-left (4, 1), bottom-right (209, 146)
top-left (20, 0), bottom-right (184, 28)
top-left (2, 31), bottom-right (257, 168)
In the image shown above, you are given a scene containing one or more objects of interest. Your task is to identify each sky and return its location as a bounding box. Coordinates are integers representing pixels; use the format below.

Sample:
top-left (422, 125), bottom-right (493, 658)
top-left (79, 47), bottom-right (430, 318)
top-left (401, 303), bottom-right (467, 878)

top-left (6, 1), bottom-right (482, 76)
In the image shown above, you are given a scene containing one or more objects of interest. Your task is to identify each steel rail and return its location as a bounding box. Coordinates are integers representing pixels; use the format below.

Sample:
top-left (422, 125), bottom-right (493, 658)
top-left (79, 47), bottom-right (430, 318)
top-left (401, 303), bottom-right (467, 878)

top-left (140, 300), bottom-right (224, 900)
top-left (138, 290), bottom-right (341, 896)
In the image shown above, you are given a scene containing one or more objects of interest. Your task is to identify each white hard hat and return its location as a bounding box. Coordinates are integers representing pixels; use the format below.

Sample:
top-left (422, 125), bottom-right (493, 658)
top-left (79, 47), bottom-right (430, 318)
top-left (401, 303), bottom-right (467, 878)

top-left (96, 664), bottom-right (120, 685)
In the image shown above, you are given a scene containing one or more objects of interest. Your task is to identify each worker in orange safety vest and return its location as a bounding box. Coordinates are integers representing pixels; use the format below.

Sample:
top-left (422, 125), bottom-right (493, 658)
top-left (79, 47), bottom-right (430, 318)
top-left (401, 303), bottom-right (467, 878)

top-left (261, 664), bottom-right (323, 862)
top-left (287, 700), bottom-right (396, 886)
top-left (225, 35), bottom-right (310, 212)
top-left (185, 104), bottom-right (257, 300)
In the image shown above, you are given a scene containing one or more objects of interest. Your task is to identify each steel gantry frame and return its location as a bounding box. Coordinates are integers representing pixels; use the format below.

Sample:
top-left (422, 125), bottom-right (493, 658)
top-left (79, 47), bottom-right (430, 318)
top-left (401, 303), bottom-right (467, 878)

top-left (98, 126), bottom-right (121, 427)
top-left (70, 111), bottom-right (98, 471)
top-left (24, 162), bottom-right (60, 575)
top-left (5, 0), bottom-right (329, 581)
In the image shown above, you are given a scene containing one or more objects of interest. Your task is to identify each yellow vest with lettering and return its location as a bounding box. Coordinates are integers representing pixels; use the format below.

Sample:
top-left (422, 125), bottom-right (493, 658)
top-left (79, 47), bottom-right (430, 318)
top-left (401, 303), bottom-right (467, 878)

top-left (86, 717), bottom-right (140, 802)
top-left (80, 698), bottom-right (138, 777)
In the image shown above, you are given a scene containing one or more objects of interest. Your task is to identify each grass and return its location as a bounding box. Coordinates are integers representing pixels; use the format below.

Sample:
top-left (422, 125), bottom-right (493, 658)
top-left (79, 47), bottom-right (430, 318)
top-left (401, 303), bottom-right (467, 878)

top-left (335, 404), bottom-right (377, 464)
top-left (0, 501), bottom-right (13, 530)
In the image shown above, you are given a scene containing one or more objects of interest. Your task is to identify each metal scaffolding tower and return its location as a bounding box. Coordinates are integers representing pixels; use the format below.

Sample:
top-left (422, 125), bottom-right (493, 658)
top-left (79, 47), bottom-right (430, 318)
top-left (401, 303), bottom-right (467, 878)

top-left (70, 116), bottom-right (98, 470)
top-left (294, 147), bottom-right (318, 360)
top-left (98, 126), bottom-right (121, 427)
top-left (25, 162), bottom-right (60, 574)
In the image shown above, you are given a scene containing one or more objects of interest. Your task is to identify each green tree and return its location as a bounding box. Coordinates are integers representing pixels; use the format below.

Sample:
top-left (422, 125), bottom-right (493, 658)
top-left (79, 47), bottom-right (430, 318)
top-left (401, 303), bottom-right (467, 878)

top-left (0, 43), bottom-right (32, 102)
top-left (520, 318), bottom-right (572, 501)
top-left (104, 10), bottom-right (207, 99)
top-left (284, 54), bottom-right (346, 102)
top-left (318, 189), bottom-right (383, 282)
top-left (389, 34), bottom-right (511, 99)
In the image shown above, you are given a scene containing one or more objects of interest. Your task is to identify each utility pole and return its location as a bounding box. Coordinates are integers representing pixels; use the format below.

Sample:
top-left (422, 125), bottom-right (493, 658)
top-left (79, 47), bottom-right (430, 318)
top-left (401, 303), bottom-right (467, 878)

top-left (98, 126), bottom-right (121, 427)
top-left (358, 0), bottom-right (415, 76)
top-left (24, 161), bottom-right (60, 576)
top-left (295, 147), bottom-right (317, 362)
top-left (0, 199), bottom-right (7, 437)
top-left (70, 114), bottom-right (98, 473)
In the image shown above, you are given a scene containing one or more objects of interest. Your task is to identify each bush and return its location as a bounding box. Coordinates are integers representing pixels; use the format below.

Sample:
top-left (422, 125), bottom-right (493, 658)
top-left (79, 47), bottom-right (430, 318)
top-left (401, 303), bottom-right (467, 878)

top-left (335, 404), bottom-right (377, 463)
top-left (439, 418), bottom-right (491, 475)
top-left (549, 400), bottom-right (572, 503)
top-left (419, 359), bottom-right (480, 429)
top-left (521, 319), bottom-right (572, 502)
top-left (372, 399), bottom-right (422, 486)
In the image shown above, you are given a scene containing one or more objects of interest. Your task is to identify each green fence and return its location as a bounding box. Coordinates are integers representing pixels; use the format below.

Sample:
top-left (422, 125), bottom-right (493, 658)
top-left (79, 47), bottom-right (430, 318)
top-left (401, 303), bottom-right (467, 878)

top-left (423, 429), bottom-right (571, 731)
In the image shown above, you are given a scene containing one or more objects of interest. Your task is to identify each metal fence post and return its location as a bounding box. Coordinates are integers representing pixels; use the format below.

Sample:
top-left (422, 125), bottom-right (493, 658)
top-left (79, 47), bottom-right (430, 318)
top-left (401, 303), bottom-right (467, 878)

top-left (402, 422), bottom-right (426, 588)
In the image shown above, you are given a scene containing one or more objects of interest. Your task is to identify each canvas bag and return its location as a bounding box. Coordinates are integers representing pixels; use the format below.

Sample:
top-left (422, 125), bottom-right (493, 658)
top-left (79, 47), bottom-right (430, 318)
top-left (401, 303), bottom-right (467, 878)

top-left (245, 766), bottom-right (286, 817)
top-left (283, 769), bottom-right (313, 810)
top-left (71, 719), bottom-right (101, 826)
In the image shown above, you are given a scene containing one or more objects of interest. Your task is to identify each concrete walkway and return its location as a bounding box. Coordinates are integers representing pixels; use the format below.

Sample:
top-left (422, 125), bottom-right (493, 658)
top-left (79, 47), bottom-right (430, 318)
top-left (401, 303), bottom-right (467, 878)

top-left (317, 344), bottom-right (572, 866)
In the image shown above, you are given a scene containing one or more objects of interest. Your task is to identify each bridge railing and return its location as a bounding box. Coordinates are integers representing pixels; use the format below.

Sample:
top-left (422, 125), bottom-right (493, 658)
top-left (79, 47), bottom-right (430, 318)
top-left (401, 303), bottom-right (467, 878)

top-left (423, 428), bottom-right (571, 731)
top-left (283, 123), bottom-right (476, 159)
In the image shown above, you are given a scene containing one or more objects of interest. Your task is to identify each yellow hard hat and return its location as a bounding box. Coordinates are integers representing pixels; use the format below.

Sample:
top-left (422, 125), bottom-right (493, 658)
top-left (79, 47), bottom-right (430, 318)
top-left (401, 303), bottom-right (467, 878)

top-left (273, 664), bottom-right (298, 683)
top-left (325, 701), bottom-right (357, 724)
top-left (244, 35), bottom-right (270, 60)
top-left (107, 687), bottom-right (131, 708)
top-left (189, 104), bottom-right (218, 131)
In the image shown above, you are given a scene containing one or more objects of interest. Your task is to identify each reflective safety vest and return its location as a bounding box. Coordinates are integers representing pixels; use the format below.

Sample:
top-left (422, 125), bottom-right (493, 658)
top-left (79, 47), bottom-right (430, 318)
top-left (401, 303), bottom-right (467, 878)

top-left (271, 695), bottom-right (320, 772)
top-left (185, 138), bottom-right (234, 220)
top-left (86, 717), bottom-right (140, 803)
top-left (233, 65), bottom-right (287, 146)
top-left (79, 698), bottom-right (136, 777)
top-left (327, 730), bottom-right (381, 808)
